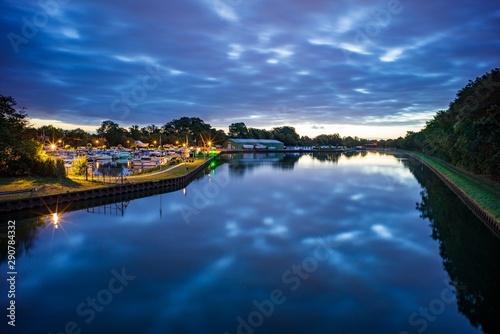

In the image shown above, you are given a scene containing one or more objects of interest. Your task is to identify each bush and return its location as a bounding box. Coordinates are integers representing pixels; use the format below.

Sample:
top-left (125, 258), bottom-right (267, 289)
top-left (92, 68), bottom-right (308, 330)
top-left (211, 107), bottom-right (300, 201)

top-left (0, 139), bottom-right (66, 178)
top-left (70, 156), bottom-right (88, 176)
top-left (34, 155), bottom-right (66, 178)
top-left (169, 157), bottom-right (183, 165)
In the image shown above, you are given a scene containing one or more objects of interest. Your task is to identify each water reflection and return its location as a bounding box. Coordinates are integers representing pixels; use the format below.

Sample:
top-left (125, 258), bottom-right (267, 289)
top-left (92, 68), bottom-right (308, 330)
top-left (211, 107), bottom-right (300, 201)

top-left (0, 216), bottom-right (45, 265)
top-left (0, 152), bottom-right (498, 334)
top-left (226, 153), bottom-right (301, 177)
top-left (86, 201), bottom-right (130, 216)
top-left (407, 156), bottom-right (500, 333)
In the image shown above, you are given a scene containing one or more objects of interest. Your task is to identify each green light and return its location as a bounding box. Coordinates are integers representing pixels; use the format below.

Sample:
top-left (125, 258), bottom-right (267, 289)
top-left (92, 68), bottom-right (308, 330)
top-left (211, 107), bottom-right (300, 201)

top-left (210, 161), bottom-right (216, 167)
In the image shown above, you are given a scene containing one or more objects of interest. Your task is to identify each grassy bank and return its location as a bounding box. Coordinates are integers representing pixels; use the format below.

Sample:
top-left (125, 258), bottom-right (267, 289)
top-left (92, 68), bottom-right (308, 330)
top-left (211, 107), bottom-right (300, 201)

top-left (0, 158), bottom-right (210, 202)
top-left (0, 177), bottom-right (107, 201)
top-left (413, 152), bottom-right (500, 222)
top-left (126, 159), bottom-right (208, 182)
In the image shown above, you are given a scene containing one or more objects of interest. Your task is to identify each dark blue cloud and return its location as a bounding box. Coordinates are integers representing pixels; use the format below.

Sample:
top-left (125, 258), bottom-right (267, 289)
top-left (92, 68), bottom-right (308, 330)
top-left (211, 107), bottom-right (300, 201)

top-left (1, 0), bottom-right (499, 138)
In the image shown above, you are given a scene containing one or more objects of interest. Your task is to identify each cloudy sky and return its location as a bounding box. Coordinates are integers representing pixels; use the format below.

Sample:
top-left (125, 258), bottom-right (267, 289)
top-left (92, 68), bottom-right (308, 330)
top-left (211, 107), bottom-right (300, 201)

top-left (1, 0), bottom-right (499, 139)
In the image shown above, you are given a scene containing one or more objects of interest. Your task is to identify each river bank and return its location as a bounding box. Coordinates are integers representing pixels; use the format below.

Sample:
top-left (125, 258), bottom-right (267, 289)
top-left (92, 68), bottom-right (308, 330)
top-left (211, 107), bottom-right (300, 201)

top-left (0, 155), bottom-right (218, 212)
top-left (407, 152), bottom-right (500, 235)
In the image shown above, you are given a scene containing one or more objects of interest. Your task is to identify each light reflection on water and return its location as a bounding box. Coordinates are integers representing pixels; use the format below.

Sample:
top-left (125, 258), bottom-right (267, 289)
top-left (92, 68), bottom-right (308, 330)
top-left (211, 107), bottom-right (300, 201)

top-left (0, 152), bottom-right (498, 334)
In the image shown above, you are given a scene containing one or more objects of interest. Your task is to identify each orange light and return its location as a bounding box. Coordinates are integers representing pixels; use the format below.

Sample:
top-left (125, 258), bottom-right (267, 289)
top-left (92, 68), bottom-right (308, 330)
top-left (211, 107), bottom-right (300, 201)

top-left (52, 213), bottom-right (59, 228)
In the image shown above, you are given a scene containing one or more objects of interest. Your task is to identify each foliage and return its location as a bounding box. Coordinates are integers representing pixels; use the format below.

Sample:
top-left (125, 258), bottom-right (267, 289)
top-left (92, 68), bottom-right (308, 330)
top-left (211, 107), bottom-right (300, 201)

top-left (228, 122), bottom-right (249, 138)
top-left (97, 120), bottom-right (127, 147)
top-left (272, 126), bottom-right (300, 146)
top-left (0, 95), bottom-right (30, 174)
top-left (399, 68), bottom-right (500, 180)
top-left (65, 128), bottom-right (91, 148)
top-left (170, 156), bottom-right (184, 165)
top-left (315, 133), bottom-right (342, 147)
top-left (35, 155), bottom-right (66, 178)
top-left (70, 156), bottom-right (88, 176)
top-left (161, 117), bottom-right (225, 146)
top-left (0, 96), bottom-right (67, 178)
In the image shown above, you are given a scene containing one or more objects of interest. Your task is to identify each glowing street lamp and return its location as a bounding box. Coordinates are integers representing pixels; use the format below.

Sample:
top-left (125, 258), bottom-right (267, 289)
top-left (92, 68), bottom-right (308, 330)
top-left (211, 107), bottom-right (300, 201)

top-left (52, 213), bottom-right (59, 229)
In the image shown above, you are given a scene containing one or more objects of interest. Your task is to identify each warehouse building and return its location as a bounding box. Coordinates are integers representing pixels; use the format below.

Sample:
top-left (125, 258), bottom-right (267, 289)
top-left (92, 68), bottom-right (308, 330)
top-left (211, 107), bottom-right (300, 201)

top-left (225, 138), bottom-right (285, 150)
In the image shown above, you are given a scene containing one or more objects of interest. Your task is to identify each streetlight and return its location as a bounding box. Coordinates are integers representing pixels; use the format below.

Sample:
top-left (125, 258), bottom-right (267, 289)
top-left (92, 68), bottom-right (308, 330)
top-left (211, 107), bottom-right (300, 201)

top-left (127, 140), bottom-right (130, 148)
top-left (206, 141), bottom-right (212, 158)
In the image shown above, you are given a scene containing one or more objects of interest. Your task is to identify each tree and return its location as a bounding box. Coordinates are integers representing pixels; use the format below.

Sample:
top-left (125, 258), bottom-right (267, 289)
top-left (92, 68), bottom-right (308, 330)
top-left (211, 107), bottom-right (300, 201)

top-left (37, 125), bottom-right (65, 146)
top-left (0, 95), bottom-right (34, 175)
top-left (228, 122), bottom-right (249, 138)
top-left (398, 68), bottom-right (500, 179)
top-left (315, 133), bottom-right (342, 147)
top-left (248, 127), bottom-right (272, 139)
top-left (272, 126), bottom-right (300, 146)
top-left (96, 120), bottom-right (127, 147)
top-left (0, 95), bottom-right (65, 177)
top-left (299, 135), bottom-right (315, 146)
top-left (65, 128), bottom-right (91, 148)
top-left (162, 117), bottom-right (213, 145)
top-left (0, 95), bottom-right (30, 145)
top-left (129, 125), bottom-right (142, 140)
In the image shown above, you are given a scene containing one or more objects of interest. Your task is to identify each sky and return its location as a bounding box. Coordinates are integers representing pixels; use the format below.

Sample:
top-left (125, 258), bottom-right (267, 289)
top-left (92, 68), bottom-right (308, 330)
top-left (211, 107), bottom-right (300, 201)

top-left (1, 0), bottom-right (499, 139)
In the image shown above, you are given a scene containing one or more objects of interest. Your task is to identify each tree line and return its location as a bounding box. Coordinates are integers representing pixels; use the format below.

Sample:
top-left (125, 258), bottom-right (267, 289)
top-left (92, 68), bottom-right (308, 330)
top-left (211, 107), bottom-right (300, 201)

top-left (25, 117), bottom-right (376, 150)
top-left (397, 68), bottom-right (499, 180)
top-left (227, 122), bottom-right (374, 147)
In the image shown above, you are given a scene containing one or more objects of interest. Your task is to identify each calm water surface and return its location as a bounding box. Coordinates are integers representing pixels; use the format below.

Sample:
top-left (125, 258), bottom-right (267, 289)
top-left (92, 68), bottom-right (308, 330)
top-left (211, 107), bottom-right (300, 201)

top-left (1, 152), bottom-right (499, 334)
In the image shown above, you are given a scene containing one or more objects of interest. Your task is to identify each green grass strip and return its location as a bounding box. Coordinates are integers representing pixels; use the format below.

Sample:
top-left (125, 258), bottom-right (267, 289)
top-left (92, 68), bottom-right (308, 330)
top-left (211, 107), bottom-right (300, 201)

top-left (413, 152), bottom-right (500, 221)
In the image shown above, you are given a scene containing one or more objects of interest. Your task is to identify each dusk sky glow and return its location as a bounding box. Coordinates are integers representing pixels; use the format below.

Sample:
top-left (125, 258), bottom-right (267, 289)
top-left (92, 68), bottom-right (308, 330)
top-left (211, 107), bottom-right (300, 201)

top-left (1, 0), bottom-right (499, 139)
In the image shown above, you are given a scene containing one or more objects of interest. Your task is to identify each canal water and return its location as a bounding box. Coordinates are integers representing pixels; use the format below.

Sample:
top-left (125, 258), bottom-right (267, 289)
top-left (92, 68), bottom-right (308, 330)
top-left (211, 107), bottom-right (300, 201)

top-left (1, 152), bottom-right (499, 334)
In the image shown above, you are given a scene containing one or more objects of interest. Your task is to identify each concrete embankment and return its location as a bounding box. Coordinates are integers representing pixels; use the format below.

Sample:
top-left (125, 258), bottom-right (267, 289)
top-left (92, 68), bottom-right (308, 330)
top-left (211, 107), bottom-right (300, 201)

top-left (407, 152), bottom-right (500, 236)
top-left (0, 154), bottom-right (219, 213)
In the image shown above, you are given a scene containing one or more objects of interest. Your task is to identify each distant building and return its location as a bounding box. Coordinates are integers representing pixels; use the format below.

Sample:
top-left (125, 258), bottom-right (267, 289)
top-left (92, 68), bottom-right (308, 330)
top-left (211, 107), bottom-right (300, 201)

top-left (225, 138), bottom-right (285, 150)
top-left (363, 143), bottom-right (378, 150)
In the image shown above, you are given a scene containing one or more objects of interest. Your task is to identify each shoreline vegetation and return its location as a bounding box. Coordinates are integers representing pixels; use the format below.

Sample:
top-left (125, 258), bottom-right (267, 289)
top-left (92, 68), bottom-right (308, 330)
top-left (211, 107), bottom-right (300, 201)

top-left (409, 152), bottom-right (500, 230)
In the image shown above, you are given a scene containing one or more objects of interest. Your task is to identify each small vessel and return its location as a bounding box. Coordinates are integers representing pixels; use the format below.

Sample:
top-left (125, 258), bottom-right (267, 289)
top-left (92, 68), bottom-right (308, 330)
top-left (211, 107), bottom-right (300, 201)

top-left (118, 152), bottom-right (132, 160)
top-left (131, 155), bottom-right (158, 167)
top-left (95, 154), bottom-right (113, 161)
